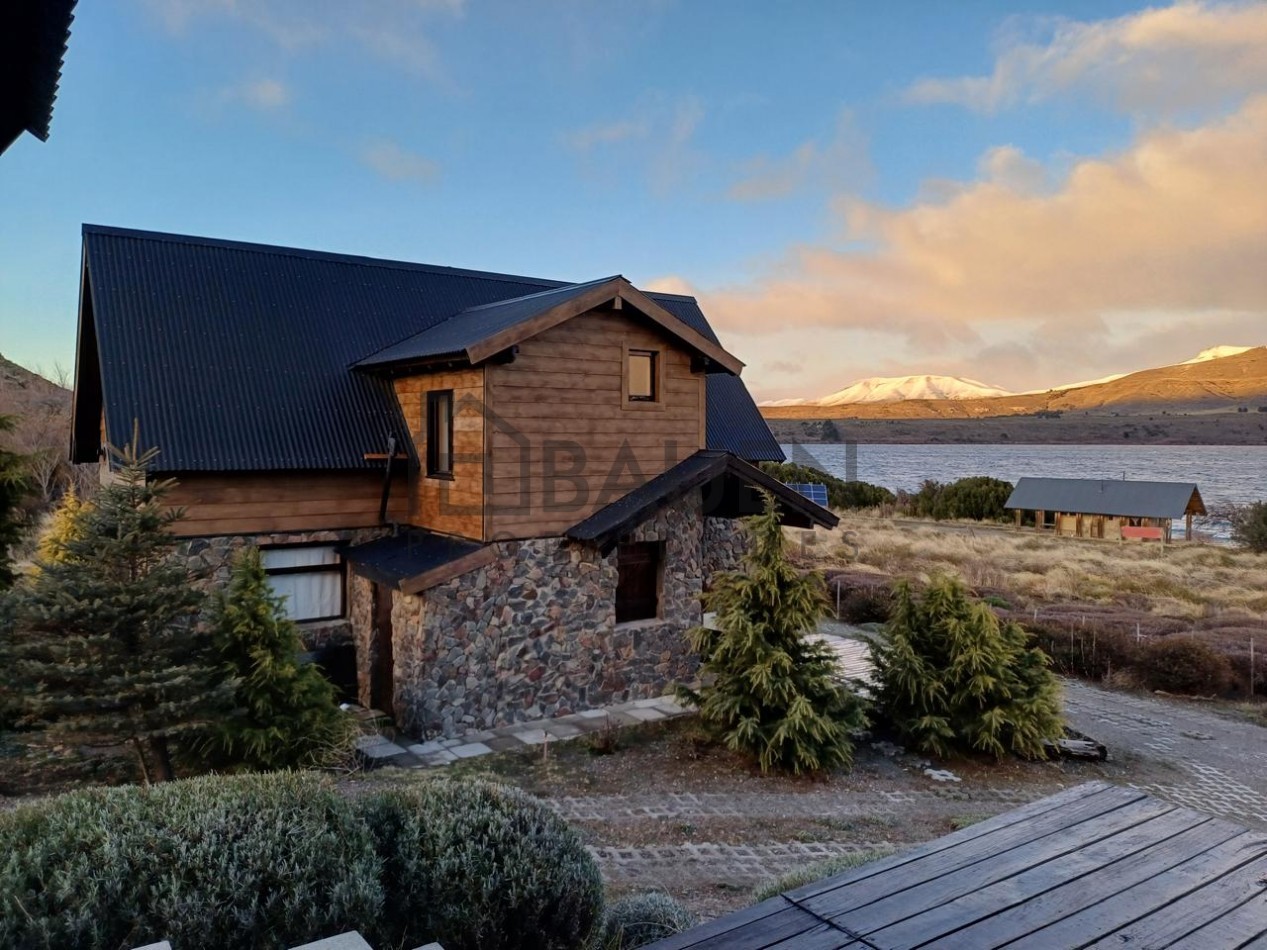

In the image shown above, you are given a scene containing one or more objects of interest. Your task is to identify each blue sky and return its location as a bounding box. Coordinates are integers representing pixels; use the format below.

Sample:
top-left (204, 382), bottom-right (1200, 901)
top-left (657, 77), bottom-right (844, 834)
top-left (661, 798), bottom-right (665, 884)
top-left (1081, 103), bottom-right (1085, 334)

top-left (3, 1), bottom-right (1265, 400)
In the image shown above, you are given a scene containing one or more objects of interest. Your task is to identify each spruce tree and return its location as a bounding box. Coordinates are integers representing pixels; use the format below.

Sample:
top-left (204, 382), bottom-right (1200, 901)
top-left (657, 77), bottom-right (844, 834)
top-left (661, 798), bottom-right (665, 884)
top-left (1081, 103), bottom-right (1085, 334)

top-left (0, 414), bottom-right (30, 590)
top-left (206, 546), bottom-right (352, 770)
top-left (3, 437), bottom-right (231, 783)
top-left (681, 492), bottom-right (867, 774)
top-left (34, 484), bottom-right (88, 568)
top-left (871, 576), bottom-right (1064, 760)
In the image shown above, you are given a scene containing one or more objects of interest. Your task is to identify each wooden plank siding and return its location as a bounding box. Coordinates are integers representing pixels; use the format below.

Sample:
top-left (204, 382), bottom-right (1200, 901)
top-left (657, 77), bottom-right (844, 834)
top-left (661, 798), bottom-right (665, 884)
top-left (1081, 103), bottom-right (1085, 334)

top-left (487, 310), bottom-right (705, 540)
top-left (393, 368), bottom-right (485, 542)
top-left (165, 471), bottom-right (409, 537)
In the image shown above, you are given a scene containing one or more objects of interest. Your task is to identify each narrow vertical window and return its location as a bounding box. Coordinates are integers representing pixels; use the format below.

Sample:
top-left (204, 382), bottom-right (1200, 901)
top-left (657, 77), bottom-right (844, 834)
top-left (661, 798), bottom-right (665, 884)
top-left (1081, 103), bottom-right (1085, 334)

top-left (627, 349), bottom-right (657, 402)
top-left (615, 541), bottom-right (662, 623)
top-left (426, 389), bottom-right (454, 477)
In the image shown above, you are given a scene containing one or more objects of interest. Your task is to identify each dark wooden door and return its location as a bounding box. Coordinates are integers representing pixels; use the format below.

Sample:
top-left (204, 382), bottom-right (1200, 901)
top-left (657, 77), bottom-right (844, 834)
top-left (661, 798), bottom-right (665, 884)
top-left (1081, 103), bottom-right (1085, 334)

top-left (370, 582), bottom-right (394, 716)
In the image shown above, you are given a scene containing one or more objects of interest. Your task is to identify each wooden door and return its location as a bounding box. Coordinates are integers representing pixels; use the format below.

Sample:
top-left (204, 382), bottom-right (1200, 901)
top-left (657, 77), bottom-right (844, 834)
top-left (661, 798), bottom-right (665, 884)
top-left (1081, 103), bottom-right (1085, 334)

top-left (616, 542), bottom-right (661, 623)
top-left (370, 582), bottom-right (395, 716)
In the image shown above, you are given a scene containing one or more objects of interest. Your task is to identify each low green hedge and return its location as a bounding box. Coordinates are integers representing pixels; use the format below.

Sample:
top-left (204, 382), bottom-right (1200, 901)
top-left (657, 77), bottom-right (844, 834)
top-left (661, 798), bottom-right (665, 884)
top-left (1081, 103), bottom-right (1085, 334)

top-left (360, 780), bottom-right (604, 950)
top-left (0, 773), bottom-right (604, 950)
top-left (598, 892), bottom-right (697, 948)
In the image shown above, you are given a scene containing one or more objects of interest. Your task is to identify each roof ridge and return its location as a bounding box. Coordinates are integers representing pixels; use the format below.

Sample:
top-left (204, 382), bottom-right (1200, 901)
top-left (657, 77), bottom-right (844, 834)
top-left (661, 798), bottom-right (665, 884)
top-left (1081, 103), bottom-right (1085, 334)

top-left (457, 274), bottom-right (624, 314)
top-left (80, 223), bottom-right (568, 290)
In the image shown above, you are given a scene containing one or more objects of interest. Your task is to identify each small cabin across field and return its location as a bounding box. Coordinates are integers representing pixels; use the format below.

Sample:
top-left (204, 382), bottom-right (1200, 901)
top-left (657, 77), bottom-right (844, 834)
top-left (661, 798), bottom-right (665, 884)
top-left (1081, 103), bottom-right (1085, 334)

top-left (1005, 477), bottom-right (1206, 542)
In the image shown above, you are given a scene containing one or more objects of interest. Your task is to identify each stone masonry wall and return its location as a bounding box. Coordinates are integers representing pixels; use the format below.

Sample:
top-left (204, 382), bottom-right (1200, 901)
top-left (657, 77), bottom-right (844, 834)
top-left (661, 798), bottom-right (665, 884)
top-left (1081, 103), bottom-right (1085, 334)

top-left (180, 528), bottom-right (386, 652)
top-left (392, 491), bottom-right (708, 737)
top-left (702, 516), bottom-right (748, 583)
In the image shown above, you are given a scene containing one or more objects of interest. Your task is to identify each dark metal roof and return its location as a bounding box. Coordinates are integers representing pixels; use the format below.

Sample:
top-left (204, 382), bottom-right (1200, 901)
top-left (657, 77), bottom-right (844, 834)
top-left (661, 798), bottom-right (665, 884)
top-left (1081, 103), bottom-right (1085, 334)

top-left (565, 449), bottom-right (837, 552)
top-left (1, 0), bottom-right (76, 155)
top-left (73, 225), bottom-right (784, 471)
top-left (1005, 477), bottom-right (1205, 519)
top-left (355, 277), bottom-right (621, 368)
top-left (342, 530), bottom-right (485, 590)
top-left (652, 781), bottom-right (1267, 949)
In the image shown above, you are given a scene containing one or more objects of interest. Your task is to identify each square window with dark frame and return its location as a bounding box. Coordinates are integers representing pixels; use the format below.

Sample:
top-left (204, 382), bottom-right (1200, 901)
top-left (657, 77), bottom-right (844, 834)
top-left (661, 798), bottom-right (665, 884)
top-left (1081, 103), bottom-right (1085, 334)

top-left (615, 541), bottom-right (662, 623)
top-left (627, 349), bottom-right (658, 402)
top-left (426, 389), bottom-right (454, 477)
top-left (262, 545), bottom-right (345, 623)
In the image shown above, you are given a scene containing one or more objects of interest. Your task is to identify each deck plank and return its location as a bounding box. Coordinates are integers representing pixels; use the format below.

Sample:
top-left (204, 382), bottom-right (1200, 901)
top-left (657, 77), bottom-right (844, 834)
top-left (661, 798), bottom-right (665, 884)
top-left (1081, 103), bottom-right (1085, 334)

top-left (646, 897), bottom-right (794, 950)
top-left (762, 921), bottom-right (866, 949)
top-left (832, 795), bottom-right (1178, 941)
top-left (1167, 888), bottom-right (1267, 949)
top-left (1017, 830), bottom-right (1267, 948)
top-left (797, 785), bottom-right (1144, 920)
top-left (1083, 841), bottom-right (1267, 948)
top-left (935, 814), bottom-right (1244, 947)
top-left (786, 781), bottom-right (1114, 905)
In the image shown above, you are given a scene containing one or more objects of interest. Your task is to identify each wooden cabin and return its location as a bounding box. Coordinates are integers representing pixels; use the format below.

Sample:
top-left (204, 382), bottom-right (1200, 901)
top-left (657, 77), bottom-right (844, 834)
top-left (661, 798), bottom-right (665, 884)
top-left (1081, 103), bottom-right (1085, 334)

top-left (1005, 477), bottom-right (1206, 542)
top-left (70, 225), bottom-right (833, 737)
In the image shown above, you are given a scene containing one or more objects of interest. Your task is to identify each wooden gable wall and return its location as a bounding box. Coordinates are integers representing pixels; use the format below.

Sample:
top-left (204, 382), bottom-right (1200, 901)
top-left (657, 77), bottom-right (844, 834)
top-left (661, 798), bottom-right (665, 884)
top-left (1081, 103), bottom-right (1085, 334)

top-left (486, 309), bottom-right (706, 540)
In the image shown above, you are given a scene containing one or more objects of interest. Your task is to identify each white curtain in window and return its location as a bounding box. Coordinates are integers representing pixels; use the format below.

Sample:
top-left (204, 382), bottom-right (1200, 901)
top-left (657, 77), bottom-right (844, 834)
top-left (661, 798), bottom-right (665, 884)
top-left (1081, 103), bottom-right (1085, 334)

top-left (267, 571), bottom-right (341, 621)
top-left (262, 546), bottom-right (339, 570)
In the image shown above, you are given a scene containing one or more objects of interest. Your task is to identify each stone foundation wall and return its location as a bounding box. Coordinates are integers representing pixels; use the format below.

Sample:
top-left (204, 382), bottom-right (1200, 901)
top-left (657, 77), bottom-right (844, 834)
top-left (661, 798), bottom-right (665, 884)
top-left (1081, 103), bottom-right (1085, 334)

top-left (180, 528), bottom-right (385, 651)
top-left (391, 491), bottom-right (707, 738)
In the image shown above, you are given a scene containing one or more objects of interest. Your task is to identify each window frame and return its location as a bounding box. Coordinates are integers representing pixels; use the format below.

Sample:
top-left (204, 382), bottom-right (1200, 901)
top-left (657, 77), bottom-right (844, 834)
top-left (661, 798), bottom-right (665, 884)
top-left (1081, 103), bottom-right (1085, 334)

top-left (260, 543), bottom-right (346, 624)
top-left (426, 388), bottom-right (455, 479)
top-left (622, 343), bottom-right (665, 411)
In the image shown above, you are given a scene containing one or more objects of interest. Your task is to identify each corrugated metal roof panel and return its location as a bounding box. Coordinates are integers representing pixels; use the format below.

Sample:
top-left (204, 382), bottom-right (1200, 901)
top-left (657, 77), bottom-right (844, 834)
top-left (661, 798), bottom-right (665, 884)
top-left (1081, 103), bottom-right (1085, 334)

top-left (0, 0), bottom-right (76, 154)
top-left (1004, 477), bottom-right (1204, 519)
top-left (78, 225), bottom-right (784, 470)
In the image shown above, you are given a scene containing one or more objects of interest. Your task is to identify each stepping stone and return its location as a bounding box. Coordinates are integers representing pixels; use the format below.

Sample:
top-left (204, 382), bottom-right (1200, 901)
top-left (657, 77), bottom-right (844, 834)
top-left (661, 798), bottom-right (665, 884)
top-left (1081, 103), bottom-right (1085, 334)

top-left (407, 740), bottom-right (445, 756)
top-left (632, 697), bottom-right (664, 708)
top-left (290, 932), bottom-right (374, 950)
top-left (485, 735), bottom-right (527, 752)
top-left (578, 708), bottom-right (609, 719)
top-left (514, 729), bottom-right (551, 745)
top-left (422, 750), bottom-right (458, 766)
top-left (450, 742), bottom-right (493, 758)
top-left (543, 722), bottom-right (583, 739)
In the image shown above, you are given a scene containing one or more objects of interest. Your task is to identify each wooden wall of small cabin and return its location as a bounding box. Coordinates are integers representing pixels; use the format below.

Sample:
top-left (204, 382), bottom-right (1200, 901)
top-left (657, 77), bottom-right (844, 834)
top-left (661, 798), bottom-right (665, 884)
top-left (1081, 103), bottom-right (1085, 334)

top-left (393, 368), bottom-right (485, 542)
top-left (165, 471), bottom-right (409, 537)
top-left (486, 309), bottom-right (706, 540)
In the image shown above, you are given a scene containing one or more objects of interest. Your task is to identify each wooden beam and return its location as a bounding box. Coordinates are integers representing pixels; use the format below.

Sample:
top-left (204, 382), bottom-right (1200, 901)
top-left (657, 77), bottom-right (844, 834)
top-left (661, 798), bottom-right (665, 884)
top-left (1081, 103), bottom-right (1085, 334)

top-left (399, 545), bottom-right (497, 595)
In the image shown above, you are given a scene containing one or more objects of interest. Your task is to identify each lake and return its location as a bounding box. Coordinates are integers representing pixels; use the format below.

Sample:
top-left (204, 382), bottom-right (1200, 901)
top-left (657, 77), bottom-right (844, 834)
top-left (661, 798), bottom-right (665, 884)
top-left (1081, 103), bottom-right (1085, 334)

top-left (781, 443), bottom-right (1267, 540)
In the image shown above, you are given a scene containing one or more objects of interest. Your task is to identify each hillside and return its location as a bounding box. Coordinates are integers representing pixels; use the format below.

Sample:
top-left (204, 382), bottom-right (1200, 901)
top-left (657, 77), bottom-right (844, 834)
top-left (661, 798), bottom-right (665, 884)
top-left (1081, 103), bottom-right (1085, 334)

top-left (763, 347), bottom-right (1267, 421)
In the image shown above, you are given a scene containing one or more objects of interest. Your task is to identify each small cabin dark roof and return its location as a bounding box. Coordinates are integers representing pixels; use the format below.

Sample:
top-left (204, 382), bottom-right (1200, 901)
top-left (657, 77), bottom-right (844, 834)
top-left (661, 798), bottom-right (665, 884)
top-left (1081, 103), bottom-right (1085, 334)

top-left (1005, 477), bottom-right (1205, 519)
top-left (565, 450), bottom-right (838, 553)
top-left (0, 0), bottom-right (76, 155)
top-left (652, 781), bottom-right (1267, 949)
top-left (72, 225), bottom-right (783, 472)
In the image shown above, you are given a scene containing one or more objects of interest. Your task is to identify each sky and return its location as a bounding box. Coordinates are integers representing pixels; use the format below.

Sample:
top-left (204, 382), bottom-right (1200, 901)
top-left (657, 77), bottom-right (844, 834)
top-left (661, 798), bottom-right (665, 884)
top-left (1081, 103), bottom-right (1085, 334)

top-left (2, 1), bottom-right (1266, 402)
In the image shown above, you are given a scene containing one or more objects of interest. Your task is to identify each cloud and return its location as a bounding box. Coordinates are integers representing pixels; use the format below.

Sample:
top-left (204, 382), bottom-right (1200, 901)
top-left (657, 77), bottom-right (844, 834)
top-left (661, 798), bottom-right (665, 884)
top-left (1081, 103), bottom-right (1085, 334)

top-left (220, 77), bottom-right (291, 111)
top-left (905, 1), bottom-right (1267, 115)
top-left (143, 0), bottom-right (463, 80)
top-left (564, 96), bottom-right (706, 196)
top-left (698, 96), bottom-right (1267, 357)
top-left (727, 110), bottom-right (870, 202)
top-left (360, 139), bottom-right (441, 184)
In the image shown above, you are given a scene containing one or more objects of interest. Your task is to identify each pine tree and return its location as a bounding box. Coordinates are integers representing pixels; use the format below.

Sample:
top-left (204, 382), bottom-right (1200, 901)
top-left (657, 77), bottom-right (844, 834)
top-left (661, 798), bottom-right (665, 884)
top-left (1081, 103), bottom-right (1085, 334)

top-left (871, 576), bottom-right (1064, 760)
top-left (0, 415), bottom-right (30, 590)
top-left (681, 492), bottom-right (868, 774)
top-left (206, 546), bottom-right (352, 771)
top-left (2, 436), bottom-right (231, 783)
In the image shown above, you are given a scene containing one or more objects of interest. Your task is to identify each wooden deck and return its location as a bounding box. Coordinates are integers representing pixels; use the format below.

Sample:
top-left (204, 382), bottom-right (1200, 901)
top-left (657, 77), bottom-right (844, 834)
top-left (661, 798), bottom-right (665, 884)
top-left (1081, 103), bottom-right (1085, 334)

top-left (649, 781), bottom-right (1267, 949)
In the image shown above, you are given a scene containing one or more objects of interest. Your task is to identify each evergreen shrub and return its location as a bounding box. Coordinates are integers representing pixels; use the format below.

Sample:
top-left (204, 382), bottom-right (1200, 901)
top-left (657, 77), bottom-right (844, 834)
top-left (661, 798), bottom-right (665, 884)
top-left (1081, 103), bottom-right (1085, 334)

top-left (1231, 501), bottom-right (1267, 553)
top-left (598, 892), bottom-right (698, 949)
top-left (871, 576), bottom-right (1063, 759)
top-left (0, 773), bottom-right (382, 950)
top-left (358, 779), bottom-right (604, 950)
top-left (759, 462), bottom-right (894, 510)
top-left (906, 476), bottom-right (1014, 521)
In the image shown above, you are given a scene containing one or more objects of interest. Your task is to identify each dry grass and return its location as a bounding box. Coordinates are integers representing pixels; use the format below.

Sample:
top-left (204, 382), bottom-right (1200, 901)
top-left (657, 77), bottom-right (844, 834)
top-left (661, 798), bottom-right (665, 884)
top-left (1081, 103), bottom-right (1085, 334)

top-left (804, 512), bottom-right (1267, 625)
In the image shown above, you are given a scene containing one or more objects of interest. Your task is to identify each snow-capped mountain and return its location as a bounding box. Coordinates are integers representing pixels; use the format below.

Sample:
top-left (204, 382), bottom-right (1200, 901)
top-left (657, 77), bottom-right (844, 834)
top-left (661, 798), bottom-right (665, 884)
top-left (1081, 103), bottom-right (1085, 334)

top-left (1182, 345), bottom-right (1256, 364)
top-left (812, 375), bottom-right (1013, 406)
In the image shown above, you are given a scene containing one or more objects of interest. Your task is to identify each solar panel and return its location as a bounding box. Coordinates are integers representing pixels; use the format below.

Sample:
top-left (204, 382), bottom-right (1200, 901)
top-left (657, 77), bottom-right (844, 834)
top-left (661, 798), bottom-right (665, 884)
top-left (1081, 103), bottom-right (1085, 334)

top-left (786, 482), bottom-right (829, 507)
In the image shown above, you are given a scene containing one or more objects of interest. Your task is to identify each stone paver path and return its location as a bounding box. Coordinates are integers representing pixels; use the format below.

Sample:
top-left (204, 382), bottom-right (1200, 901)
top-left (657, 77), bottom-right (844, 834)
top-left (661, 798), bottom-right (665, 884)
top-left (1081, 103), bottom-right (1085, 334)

top-left (355, 694), bottom-right (691, 769)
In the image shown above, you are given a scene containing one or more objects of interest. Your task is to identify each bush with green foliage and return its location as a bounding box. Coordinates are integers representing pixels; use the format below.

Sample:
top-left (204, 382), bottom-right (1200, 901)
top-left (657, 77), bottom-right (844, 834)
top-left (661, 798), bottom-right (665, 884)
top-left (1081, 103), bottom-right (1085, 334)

top-left (1, 438), bottom-right (231, 782)
top-left (1230, 501), bottom-right (1267, 553)
top-left (751, 848), bottom-right (894, 902)
top-left (598, 892), bottom-right (698, 949)
top-left (682, 492), bottom-right (868, 774)
top-left (34, 484), bottom-right (88, 567)
top-left (871, 576), bottom-right (1063, 759)
top-left (1136, 636), bottom-right (1233, 696)
top-left (358, 779), bottom-right (604, 950)
top-left (906, 476), bottom-right (1015, 521)
top-left (0, 773), bottom-right (383, 950)
top-left (759, 461), bottom-right (894, 510)
top-left (206, 546), bottom-right (353, 771)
